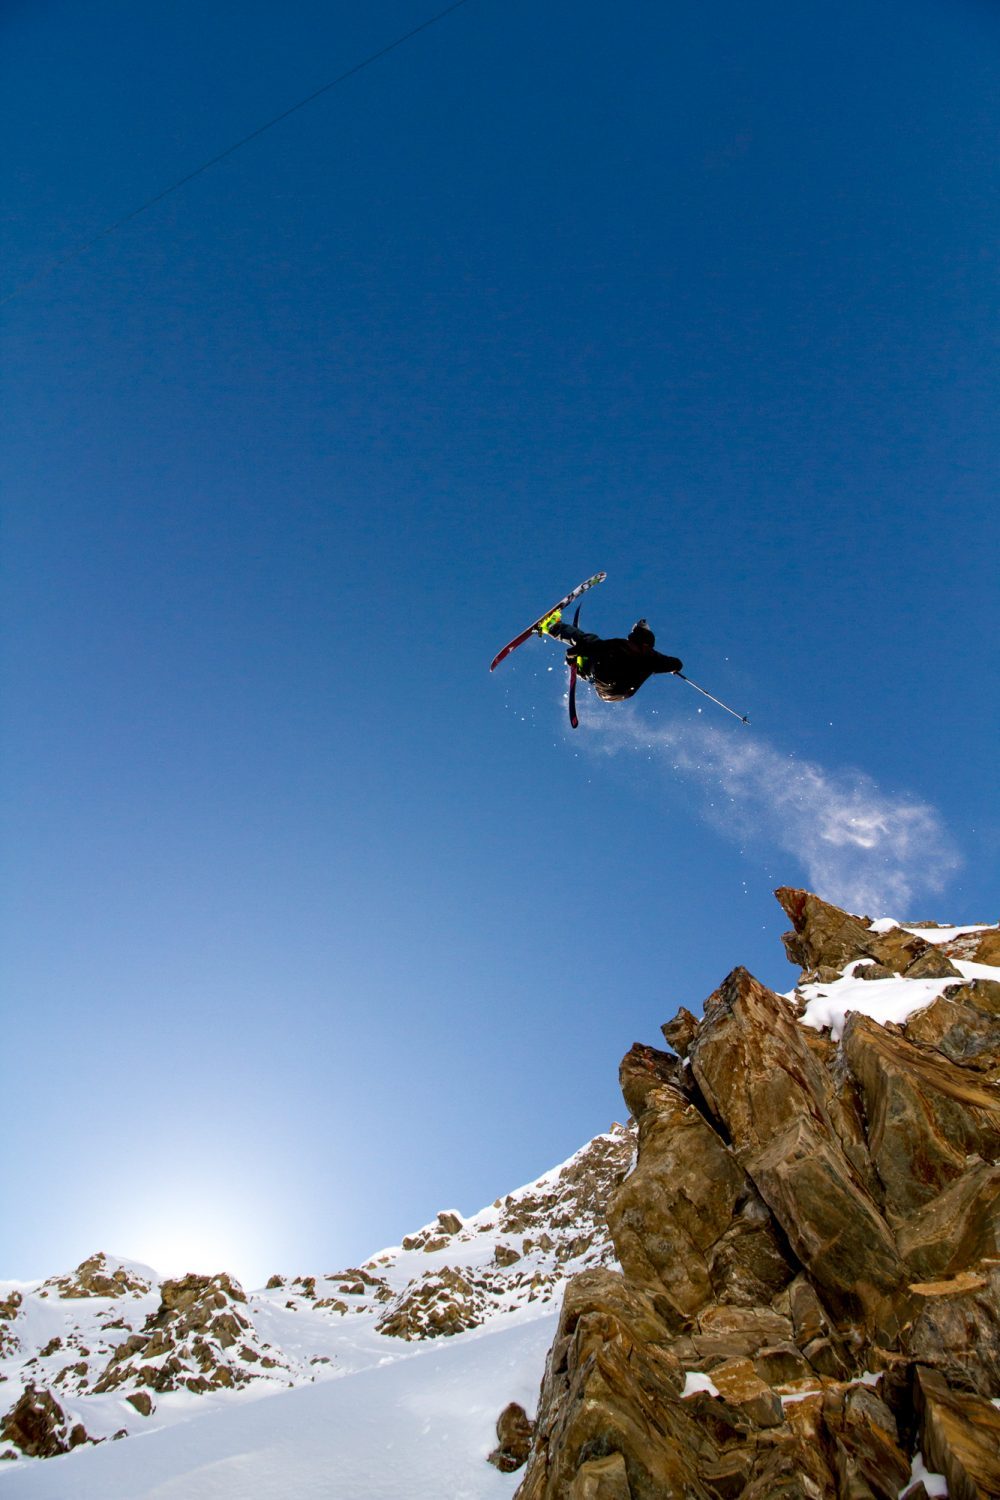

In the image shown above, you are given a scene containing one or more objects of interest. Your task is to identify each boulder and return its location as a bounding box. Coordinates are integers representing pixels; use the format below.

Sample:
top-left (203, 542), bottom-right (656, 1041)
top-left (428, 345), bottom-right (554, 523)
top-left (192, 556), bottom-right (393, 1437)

top-left (865, 927), bottom-right (937, 974)
top-left (488, 1402), bottom-right (534, 1473)
top-left (707, 1358), bottom-right (783, 1427)
top-left (569, 1453), bottom-right (632, 1498)
top-left (944, 978), bottom-right (1000, 1015)
top-left (687, 1303), bottom-right (795, 1367)
top-left (903, 948), bottom-right (963, 981)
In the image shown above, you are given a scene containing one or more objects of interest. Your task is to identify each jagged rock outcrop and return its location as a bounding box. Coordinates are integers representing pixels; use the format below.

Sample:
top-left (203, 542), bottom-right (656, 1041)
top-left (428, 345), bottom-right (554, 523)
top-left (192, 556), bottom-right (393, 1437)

top-left (91, 1272), bottom-right (286, 1394)
top-left (40, 1253), bottom-right (152, 1300)
top-left (0, 1291), bottom-right (21, 1358)
top-left (0, 1384), bottom-right (92, 1458)
top-left (511, 890), bottom-right (1000, 1499)
top-left (376, 1267), bottom-right (489, 1340)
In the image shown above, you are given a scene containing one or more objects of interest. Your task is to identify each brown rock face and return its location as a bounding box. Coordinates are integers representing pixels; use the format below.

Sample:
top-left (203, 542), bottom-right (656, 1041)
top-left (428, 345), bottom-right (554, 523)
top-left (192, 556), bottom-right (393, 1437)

top-left (843, 1012), bottom-right (1000, 1218)
top-left (915, 1367), bottom-right (1000, 1500)
top-left (689, 966), bottom-right (902, 1332)
top-left (906, 1263), bottom-right (1000, 1398)
top-left (607, 1084), bottom-right (745, 1327)
top-left (515, 1270), bottom-right (713, 1500)
top-left (896, 1164), bottom-right (1000, 1280)
top-left (509, 888), bottom-right (1000, 1500)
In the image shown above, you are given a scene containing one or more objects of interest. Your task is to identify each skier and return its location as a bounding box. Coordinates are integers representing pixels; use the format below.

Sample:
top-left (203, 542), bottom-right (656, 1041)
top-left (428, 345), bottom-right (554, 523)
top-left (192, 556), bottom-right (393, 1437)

top-left (539, 614), bottom-right (683, 702)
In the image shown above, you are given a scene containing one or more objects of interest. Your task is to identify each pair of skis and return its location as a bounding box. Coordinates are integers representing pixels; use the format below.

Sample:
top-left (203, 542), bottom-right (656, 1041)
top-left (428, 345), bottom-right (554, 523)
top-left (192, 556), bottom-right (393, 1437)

top-left (489, 572), bottom-right (750, 728)
top-left (489, 571), bottom-right (606, 728)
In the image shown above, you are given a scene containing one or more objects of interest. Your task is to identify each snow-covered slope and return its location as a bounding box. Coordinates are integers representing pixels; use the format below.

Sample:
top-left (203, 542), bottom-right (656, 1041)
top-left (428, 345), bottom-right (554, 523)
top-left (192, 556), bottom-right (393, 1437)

top-left (0, 1127), bottom-right (632, 1496)
top-left (0, 1315), bottom-right (557, 1500)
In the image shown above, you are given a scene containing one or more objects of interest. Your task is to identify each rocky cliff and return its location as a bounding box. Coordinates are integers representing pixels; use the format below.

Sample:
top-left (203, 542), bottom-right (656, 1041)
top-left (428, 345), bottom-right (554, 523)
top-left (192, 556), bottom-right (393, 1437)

top-left (508, 889), bottom-right (1000, 1500)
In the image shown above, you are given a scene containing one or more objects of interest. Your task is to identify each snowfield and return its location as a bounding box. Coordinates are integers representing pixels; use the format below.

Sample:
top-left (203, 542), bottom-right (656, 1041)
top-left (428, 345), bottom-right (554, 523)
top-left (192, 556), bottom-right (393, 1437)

top-left (0, 1311), bottom-right (556, 1499)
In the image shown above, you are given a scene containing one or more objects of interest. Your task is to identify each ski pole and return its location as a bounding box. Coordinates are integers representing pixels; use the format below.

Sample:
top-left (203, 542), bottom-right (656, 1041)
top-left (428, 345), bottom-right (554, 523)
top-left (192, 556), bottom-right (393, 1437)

top-left (676, 672), bottom-right (750, 725)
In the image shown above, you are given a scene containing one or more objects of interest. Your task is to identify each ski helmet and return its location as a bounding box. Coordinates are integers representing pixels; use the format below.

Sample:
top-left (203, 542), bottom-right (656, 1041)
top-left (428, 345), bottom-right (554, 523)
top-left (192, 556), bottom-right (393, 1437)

top-left (629, 619), bottom-right (655, 647)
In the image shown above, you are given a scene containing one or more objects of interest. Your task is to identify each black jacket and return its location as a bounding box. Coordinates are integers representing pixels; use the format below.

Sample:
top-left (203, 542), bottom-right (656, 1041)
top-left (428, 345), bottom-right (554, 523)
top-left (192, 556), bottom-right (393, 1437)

top-left (559, 630), bottom-right (682, 701)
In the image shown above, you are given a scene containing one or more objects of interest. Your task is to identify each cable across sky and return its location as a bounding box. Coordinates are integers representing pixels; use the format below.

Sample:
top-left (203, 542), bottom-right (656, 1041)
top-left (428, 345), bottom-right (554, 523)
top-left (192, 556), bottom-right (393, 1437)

top-left (2, 0), bottom-right (476, 306)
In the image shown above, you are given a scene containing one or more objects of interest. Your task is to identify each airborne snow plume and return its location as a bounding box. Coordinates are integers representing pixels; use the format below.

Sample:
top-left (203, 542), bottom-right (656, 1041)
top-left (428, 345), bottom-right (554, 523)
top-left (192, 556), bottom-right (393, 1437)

top-left (582, 705), bottom-right (960, 913)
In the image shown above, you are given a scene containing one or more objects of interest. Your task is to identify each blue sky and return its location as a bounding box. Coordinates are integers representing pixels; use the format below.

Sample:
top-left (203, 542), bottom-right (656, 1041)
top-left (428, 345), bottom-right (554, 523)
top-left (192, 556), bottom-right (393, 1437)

top-left (3, 0), bottom-right (998, 1287)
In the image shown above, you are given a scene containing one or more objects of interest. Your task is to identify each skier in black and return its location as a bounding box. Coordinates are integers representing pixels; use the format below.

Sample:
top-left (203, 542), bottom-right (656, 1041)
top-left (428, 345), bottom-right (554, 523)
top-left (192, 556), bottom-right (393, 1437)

top-left (541, 615), bottom-right (682, 702)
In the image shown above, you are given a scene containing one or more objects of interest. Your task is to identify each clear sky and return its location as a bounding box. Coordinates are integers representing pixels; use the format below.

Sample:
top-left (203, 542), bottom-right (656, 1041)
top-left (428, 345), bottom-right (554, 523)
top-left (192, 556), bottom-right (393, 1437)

top-left (3, 0), bottom-right (998, 1289)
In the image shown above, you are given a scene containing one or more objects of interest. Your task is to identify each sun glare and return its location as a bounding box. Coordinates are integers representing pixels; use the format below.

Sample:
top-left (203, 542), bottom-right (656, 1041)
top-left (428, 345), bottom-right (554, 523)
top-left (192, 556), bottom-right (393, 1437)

top-left (105, 1183), bottom-right (264, 1290)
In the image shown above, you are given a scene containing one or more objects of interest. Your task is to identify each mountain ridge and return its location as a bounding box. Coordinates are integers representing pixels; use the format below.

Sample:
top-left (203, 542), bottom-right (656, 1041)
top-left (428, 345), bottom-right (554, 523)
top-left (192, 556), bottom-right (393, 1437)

top-left (0, 1127), bottom-right (633, 1468)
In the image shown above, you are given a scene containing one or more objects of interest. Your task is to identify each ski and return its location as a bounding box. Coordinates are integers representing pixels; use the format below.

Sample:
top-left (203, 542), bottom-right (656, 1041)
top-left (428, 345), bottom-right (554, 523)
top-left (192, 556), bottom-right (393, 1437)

top-left (568, 603), bottom-right (581, 728)
top-left (489, 572), bottom-right (606, 673)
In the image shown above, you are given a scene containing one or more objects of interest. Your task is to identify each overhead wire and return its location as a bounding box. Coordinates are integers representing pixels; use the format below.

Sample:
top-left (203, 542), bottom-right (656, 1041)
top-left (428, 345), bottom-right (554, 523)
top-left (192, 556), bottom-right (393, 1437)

top-left (2, 0), bottom-right (475, 306)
